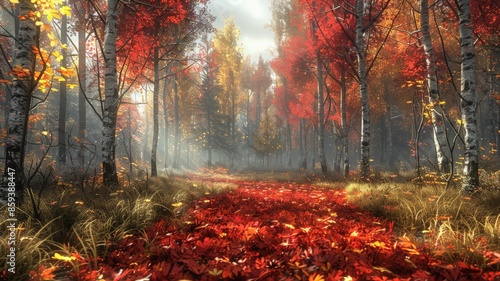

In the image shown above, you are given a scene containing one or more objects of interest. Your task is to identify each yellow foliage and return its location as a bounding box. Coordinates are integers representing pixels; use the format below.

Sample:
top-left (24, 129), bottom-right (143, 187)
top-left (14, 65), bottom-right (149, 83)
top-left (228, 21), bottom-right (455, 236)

top-left (53, 253), bottom-right (76, 262)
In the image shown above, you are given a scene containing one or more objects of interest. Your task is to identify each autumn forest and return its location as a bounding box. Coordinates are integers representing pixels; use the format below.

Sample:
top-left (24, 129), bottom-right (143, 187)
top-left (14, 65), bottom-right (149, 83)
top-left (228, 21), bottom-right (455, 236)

top-left (1, 0), bottom-right (500, 280)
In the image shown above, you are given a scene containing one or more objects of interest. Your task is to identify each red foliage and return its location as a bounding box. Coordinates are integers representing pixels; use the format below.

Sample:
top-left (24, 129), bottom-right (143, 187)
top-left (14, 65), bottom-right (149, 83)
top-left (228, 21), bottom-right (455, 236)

top-left (32, 179), bottom-right (500, 281)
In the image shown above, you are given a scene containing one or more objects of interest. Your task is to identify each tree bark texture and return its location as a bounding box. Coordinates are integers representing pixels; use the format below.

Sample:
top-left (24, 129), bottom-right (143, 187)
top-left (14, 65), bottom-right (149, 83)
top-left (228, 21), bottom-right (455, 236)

top-left (173, 74), bottom-right (181, 169)
top-left (340, 68), bottom-right (349, 178)
top-left (151, 47), bottom-right (159, 176)
top-left (58, 13), bottom-right (68, 165)
top-left (102, 0), bottom-right (119, 186)
top-left (458, 0), bottom-right (479, 193)
top-left (78, 27), bottom-right (87, 167)
top-left (356, 0), bottom-right (371, 180)
top-left (421, 0), bottom-right (451, 174)
top-left (1, 0), bottom-right (38, 203)
top-left (316, 50), bottom-right (327, 174)
top-left (300, 118), bottom-right (307, 169)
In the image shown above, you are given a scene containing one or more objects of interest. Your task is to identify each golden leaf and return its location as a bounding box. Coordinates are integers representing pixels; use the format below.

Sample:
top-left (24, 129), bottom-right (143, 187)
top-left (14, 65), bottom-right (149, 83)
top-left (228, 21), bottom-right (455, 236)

top-left (60, 6), bottom-right (72, 17)
top-left (53, 253), bottom-right (76, 262)
top-left (209, 268), bottom-right (222, 276)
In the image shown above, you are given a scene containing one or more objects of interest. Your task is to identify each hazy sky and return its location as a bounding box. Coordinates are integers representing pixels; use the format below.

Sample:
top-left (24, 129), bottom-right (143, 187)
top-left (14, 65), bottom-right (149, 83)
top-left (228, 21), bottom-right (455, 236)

top-left (207, 0), bottom-right (276, 63)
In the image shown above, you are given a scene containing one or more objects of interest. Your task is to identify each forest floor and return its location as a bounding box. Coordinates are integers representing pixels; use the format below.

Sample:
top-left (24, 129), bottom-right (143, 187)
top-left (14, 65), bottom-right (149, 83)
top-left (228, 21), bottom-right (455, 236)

top-left (67, 175), bottom-right (500, 281)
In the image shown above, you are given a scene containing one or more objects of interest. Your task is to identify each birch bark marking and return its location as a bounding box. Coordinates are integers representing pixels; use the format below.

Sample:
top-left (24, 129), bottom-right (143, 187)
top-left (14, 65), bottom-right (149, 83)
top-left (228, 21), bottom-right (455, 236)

top-left (78, 27), bottom-right (87, 167)
top-left (151, 46), bottom-right (159, 177)
top-left (340, 68), bottom-right (349, 179)
top-left (316, 49), bottom-right (327, 174)
top-left (420, 0), bottom-right (451, 173)
top-left (355, 0), bottom-right (370, 180)
top-left (58, 11), bottom-right (68, 164)
top-left (1, 0), bottom-right (38, 203)
top-left (457, 0), bottom-right (478, 193)
top-left (102, 0), bottom-right (119, 186)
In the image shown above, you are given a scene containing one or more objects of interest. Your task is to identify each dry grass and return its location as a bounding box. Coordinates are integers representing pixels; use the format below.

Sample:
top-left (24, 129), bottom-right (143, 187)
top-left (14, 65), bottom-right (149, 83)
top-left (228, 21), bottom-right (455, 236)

top-left (333, 178), bottom-right (500, 269)
top-left (0, 175), bottom-right (236, 281)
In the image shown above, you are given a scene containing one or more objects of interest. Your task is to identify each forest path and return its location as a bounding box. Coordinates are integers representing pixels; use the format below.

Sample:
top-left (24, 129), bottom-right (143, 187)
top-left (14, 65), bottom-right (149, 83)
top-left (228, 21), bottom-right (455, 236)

top-left (102, 178), bottom-right (492, 280)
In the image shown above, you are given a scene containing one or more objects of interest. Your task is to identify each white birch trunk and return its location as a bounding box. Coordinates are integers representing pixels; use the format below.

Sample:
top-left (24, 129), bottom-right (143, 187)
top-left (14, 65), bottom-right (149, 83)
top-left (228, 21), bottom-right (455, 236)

top-left (458, 0), bottom-right (479, 193)
top-left (173, 74), bottom-right (181, 169)
top-left (151, 46), bottom-right (159, 176)
top-left (384, 82), bottom-right (394, 169)
top-left (102, 0), bottom-right (119, 186)
top-left (340, 68), bottom-right (349, 179)
top-left (78, 27), bottom-right (87, 167)
top-left (1, 0), bottom-right (38, 203)
top-left (421, 0), bottom-right (451, 174)
top-left (316, 50), bottom-right (327, 174)
top-left (300, 118), bottom-right (307, 169)
top-left (487, 57), bottom-right (499, 156)
top-left (356, 0), bottom-right (370, 180)
top-left (58, 13), bottom-right (68, 164)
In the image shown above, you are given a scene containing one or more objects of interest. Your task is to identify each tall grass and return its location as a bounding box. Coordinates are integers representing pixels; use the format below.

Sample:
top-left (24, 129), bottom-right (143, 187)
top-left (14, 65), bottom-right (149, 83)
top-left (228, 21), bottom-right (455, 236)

top-left (0, 175), bottom-right (236, 281)
top-left (337, 178), bottom-right (500, 269)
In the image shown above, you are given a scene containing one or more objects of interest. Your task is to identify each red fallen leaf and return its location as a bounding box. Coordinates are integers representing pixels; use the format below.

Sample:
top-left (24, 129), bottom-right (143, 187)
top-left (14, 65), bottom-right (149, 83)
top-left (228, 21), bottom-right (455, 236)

top-left (30, 265), bottom-right (56, 281)
top-left (308, 273), bottom-right (325, 281)
top-left (112, 268), bottom-right (130, 281)
top-left (485, 251), bottom-right (500, 265)
top-left (80, 177), bottom-right (500, 280)
top-left (182, 259), bottom-right (207, 275)
top-left (252, 258), bottom-right (265, 269)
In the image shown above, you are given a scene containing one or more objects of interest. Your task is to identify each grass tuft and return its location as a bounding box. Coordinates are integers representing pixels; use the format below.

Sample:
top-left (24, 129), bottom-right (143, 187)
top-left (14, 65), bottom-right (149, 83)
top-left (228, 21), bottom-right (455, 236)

top-left (336, 181), bottom-right (500, 270)
top-left (0, 175), bottom-right (236, 281)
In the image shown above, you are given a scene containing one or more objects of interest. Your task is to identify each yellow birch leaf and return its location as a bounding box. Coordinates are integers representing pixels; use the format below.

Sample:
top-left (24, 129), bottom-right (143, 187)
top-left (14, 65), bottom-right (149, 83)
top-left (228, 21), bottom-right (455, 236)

top-left (53, 253), bottom-right (76, 262)
top-left (60, 6), bottom-right (72, 17)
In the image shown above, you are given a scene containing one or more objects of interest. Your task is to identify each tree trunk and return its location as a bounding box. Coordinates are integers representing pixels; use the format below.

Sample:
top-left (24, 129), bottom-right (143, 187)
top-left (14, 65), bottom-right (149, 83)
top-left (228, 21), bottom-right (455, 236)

top-left (334, 132), bottom-right (341, 175)
top-left (458, 0), bottom-right (478, 193)
top-left (421, 0), bottom-right (451, 174)
top-left (384, 81), bottom-right (394, 169)
top-left (316, 50), bottom-right (327, 174)
top-left (1, 0), bottom-right (38, 203)
top-left (230, 90), bottom-right (235, 166)
top-left (102, 0), bottom-right (119, 186)
top-left (143, 91), bottom-right (150, 163)
top-left (300, 118), bottom-right (307, 169)
top-left (163, 64), bottom-right (172, 169)
top-left (207, 107), bottom-right (212, 167)
top-left (58, 13), bottom-right (68, 165)
top-left (127, 107), bottom-right (133, 174)
top-left (173, 74), bottom-right (181, 169)
top-left (256, 90), bottom-right (261, 130)
top-left (487, 56), bottom-right (499, 157)
top-left (283, 77), bottom-right (292, 167)
top-left (246, 90), bottom-right (251, 166)
top-left (77, 27), bottom-right (87, 167)
top-left (151, 47), bottom-right (159, 177)
top-left (340, 68), bottom-right (349, 179)
top-left (356, 0), bottom-right (371, 180)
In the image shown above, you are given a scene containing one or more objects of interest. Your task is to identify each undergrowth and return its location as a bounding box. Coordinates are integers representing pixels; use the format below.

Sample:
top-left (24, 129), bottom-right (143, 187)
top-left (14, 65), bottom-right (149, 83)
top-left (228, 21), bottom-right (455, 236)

top-left (331, 168), bottom-right (500, 270)
top-left (0, 175), bottom-right (236, 281)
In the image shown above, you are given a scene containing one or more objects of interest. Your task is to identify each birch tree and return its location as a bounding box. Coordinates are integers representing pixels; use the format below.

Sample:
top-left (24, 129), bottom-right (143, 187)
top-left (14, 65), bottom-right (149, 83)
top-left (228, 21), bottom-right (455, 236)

top-left (420, 0), bottom-right (451, 173)
top-left (457, 0), bottom-right (479, 193)
top-left (1, 0), bottom-right (38, 202)
top-left (355, 0), bottom-right (371, 180)
top-left (101, 0), bottom-right (120, 186)
top-left (58, 10), bottom-right (68, 164)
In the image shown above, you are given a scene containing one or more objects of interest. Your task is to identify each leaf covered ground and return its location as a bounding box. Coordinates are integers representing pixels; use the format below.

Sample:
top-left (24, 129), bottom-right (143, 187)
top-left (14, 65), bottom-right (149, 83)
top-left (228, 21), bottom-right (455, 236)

top-left (37, 179), bottom-right (500, 280)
